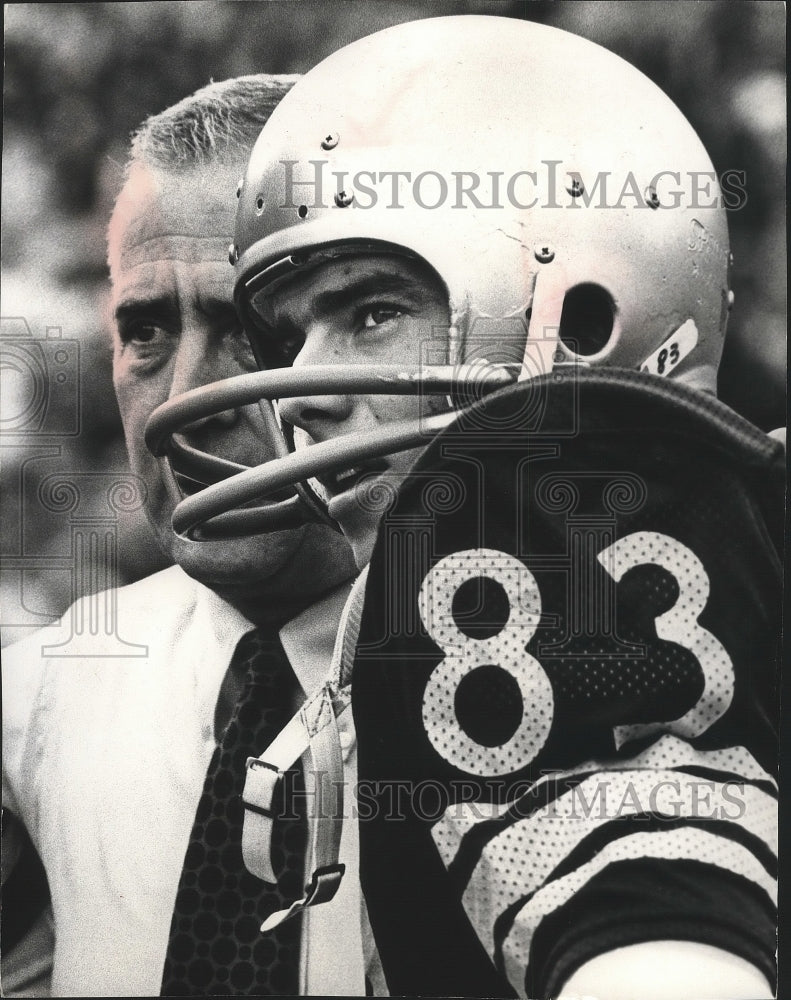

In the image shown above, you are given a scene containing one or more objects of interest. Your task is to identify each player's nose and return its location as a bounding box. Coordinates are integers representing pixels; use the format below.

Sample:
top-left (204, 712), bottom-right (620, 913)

top-left (277, 333), bottom-right (353, 437)
top-left (277, 389), bottom-right (354, 439)
top-left (169, 333), bottom-right (238, 431)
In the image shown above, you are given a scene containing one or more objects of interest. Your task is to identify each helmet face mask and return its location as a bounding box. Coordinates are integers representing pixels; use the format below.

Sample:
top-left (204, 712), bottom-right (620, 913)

top-left (145, 15), bottom-right (733, 548)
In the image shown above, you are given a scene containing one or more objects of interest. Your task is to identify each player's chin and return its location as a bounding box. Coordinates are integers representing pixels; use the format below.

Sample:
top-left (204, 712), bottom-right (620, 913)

top-left (337, 529), bottom-right (373, 571)
top-left (329, 503), bottom-right (383, 570)
top-left (325, 466), bottom-right (410, 569)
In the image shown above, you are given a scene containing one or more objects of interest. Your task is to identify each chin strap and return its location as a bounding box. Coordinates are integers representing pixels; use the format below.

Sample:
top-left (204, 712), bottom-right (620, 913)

top-left (240, 568), bottom-right (369, 931)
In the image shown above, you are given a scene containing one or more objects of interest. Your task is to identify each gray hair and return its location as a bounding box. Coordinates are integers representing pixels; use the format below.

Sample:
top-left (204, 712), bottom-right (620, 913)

top-left (127, 73), bottom-right (299, 170)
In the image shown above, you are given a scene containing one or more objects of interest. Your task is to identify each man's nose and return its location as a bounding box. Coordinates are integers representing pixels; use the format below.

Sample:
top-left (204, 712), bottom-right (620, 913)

top-left (169, 336), bottom-right (238, 431)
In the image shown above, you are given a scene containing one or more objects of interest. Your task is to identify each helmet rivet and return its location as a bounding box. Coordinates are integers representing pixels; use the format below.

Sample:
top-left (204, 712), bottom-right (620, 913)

top-left (334, 189), bottom-right (354, 208)
top-left (645, 185), bottom-right (660, 209)
top-left (566, 175), bottom-right (585, 197)
top-left (534, 244), bottom-right (555, 263)
top-left (236, 177), bottom-right (243, 199)
top-left (228, 243), bottom-right (237, 265)
top-left (321, 131), bottom-right (340, 150)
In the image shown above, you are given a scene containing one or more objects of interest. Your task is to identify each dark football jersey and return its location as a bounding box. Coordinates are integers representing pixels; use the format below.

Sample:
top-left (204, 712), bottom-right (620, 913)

top-left (351, 370), bottom-right (782, 998)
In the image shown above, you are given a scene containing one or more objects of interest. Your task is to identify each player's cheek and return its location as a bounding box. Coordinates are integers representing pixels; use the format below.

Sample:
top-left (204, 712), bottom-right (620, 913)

top-left (425, 392), bottom-right (453, 417)
top-left (369, 394), bottom-right (421, 428)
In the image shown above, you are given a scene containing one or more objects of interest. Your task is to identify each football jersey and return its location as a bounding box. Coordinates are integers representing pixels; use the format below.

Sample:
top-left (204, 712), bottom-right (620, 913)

top-left (351, 370), bottom-right (782, 998)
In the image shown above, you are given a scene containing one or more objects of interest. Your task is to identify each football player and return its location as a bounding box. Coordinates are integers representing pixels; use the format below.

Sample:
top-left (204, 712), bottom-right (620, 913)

top-left (148, 16), bottom-right (781, 999)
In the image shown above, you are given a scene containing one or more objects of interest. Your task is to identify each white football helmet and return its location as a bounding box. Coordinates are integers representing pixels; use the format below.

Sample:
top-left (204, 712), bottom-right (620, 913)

top-left (145, 15), bottom-right (732, 539)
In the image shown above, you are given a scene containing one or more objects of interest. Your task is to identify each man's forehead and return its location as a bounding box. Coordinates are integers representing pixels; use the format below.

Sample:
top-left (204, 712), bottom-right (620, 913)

top-left (118, 233), bottom-right (233, 269)
top-left (112, 256), bottom-right (235, 307)
top-left (109, 158), bottom-right (245, 271)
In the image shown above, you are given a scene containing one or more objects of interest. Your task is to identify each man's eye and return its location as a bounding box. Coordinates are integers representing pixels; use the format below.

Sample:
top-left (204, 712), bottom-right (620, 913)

top-left (362, 307), bottom-right (403, 328)
top-left (120, 322), bottom-right (169, 346)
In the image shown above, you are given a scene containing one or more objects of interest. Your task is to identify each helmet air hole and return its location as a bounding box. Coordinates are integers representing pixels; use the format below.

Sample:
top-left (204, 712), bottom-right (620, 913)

top-left (298, 204), bottom-right (308, 219)
top-left (558, 283), bottom-right (615, 357)
top-left (645, 185), bottom-right (660, 209)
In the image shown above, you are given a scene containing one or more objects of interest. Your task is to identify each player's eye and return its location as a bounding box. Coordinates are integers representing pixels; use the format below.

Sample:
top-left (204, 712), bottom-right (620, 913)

top-left (361, 306), bottom-right (404, 329)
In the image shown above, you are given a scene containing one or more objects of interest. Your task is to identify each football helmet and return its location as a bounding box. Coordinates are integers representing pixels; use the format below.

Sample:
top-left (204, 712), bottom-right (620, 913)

top-left (145, 15), bottom-right (733, 541)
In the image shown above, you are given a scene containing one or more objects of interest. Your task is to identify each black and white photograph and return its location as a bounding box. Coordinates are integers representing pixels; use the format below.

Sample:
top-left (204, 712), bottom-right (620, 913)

top-left (1, 2), bottom-right (785, 997)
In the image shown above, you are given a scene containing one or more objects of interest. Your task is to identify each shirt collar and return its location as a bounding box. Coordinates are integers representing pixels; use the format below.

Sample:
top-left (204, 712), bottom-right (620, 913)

top-left (191, 570), bottom-right (254, 651)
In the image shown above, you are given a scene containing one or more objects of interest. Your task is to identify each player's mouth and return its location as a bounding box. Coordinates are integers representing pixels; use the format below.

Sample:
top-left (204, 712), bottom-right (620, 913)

top-left (317, 459), bottom-right (390, 501)
top-left (174, 469), bottom-right (210, 497)
top-left (172, 466), bottom-right (292, 503)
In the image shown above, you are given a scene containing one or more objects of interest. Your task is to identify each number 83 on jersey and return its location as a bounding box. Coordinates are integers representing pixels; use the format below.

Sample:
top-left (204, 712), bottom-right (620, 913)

top-left (417, 532), bottom-right (734, 778)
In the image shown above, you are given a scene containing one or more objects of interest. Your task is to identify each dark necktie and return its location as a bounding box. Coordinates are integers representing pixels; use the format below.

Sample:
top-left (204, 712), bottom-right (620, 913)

top-left (161, 629), bottom-right (306, 996)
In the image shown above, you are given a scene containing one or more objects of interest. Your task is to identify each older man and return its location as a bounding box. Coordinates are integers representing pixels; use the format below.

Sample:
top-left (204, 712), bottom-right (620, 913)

top-left (2, 75), bottom-right (362, 997)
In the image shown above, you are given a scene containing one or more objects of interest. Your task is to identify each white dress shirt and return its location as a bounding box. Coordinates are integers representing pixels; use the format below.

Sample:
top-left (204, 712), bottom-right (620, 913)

top-left (2, 565), bottom-right (374, 996)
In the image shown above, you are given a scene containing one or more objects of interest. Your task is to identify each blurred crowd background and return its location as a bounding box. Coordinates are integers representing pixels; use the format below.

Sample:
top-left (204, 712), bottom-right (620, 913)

top-left (1, 1), bottom-right (786, 646)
